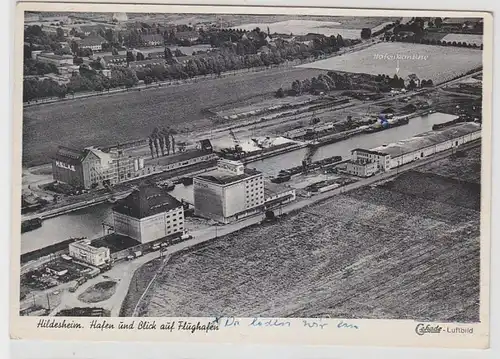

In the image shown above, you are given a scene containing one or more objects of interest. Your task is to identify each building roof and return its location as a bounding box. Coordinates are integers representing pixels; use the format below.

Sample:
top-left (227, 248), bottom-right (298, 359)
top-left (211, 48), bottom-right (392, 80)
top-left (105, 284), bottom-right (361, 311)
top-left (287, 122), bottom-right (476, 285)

top-left (113, 185), bottom-right (183, 219)
top-left (70, 239), bottom-right (108, 253)
top-left (53, 146), bottom-right (89, 166)
top-left (351, 148), bottom-right (388, 156)
top-left (102, 54), bottom-right (127, 63)
top-left (176, 31), bottom-right (200, 40)
top-left (143, 34), bottom-right (164, 43)
top-left (197, 167), bottom-right (261, 185)
top-left (79, 35), bottom-right (106, 47)
top-left (129, 58), bottom-right (166, 67)
top-left (38, 53), bottom-right (73, 60)
top-left (442, 17), bottom-right (482, 24)
top-left (263, 181), bottom-right (294, 198)
top-left (87, 147), bottom-right (113, 169)
top-left (79, 24), bottom-right (108, 33)
top-left (370, 122), bottom-right (481, 157)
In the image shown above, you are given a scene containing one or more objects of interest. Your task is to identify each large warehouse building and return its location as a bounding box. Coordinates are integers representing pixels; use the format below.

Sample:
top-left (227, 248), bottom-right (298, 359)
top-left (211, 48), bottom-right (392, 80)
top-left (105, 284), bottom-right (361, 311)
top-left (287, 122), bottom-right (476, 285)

top-left (52, 146), bottom-right (146, 189)
top-left (345, 122), bottom-right (481, 177)
top-left (193, 159), bottom-right (265, 223)
top-left (112, 185), bottom-right (185, 244)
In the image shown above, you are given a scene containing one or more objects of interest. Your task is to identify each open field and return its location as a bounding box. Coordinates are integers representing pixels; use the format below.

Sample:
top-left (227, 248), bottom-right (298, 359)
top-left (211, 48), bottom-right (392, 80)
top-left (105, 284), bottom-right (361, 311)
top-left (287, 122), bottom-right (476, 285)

top-left (416, 146), bottom-right (481, 184)
top-left (442, 34), bottom-right (483, 46)
top-left (22, 67), bottom-right (325, 167)
top-left (231, 17), bottom-right (400, 37)
top-left (136, 148), bottom-right (480, 321)
top-left (297, 42), bottom-right (482, 84)
top-left (145, 14), bottom-right (398, 29)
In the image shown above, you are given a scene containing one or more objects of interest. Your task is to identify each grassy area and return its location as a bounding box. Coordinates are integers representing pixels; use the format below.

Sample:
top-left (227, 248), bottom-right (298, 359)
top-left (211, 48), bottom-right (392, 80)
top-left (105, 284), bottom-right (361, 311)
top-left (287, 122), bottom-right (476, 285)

top-left (133, 148), bottom-right (480, 322)
top-left (23, 67), bottom-right (325, 167)
top-left (298, 42), bottom-right (482, 84)
top-left (119, 258), bottom-right (162, 317)
top-left (78, 281), bottom-right (117, 303)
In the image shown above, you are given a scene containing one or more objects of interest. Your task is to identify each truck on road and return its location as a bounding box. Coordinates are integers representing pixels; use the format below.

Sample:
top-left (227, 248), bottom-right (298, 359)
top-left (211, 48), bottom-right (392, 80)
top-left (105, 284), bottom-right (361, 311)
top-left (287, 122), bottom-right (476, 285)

top-left (126, 251), bottom-right (143, 260)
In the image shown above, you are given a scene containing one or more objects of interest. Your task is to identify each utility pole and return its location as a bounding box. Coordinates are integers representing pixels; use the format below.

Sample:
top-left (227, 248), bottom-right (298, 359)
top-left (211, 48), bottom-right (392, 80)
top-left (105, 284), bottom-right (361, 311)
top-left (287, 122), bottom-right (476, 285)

top-left (46, 293), bottom-right (51, 312)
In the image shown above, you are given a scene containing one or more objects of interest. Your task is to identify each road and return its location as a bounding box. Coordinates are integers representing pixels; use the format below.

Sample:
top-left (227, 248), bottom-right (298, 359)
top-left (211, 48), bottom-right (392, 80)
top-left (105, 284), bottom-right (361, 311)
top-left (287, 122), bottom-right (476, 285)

top-left (31, 139), bottom-right (479, 317)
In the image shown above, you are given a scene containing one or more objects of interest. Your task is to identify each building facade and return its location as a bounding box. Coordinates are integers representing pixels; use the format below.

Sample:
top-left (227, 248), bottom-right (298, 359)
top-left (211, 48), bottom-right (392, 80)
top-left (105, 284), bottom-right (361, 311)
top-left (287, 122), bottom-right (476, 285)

top-left (143, 34), bottom-right (164, 46)
top-left (52, 146), bottom-right (145, 189)
top-left (79, 35), bottom-right (106, 52)
top-left (36, 53), bottom-right (74, 66)
top-left (193, 159), bottom-right (264, 223)
top-left (69, 239), bottom-right (111, 267)
top-left (345, 160), bottom-right (378, 177)
top-left (346, 123), bottom-right (481, 176)
top-left (112, 186), bottom-right (185, 243)
top-left (263, 182), bottom-right (297, 209)
top-left (351, 149), bottom-right (391, 172)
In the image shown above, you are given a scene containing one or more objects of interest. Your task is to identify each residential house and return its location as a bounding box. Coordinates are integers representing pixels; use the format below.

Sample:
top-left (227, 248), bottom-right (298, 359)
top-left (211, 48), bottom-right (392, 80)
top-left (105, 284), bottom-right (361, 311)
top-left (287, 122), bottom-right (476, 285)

top-left (176, 30), bottom-right (200, 43)
top-left (79, 35), bottom-right (107, 52)
top-left (143, 33), bottom-right (164, 47)
top-left (147, 51), bottom-right (166, 60)
top-left (78, 24), bottom-right (108, 36)
top-left (292, 33), bottom-right (323, 46)
top-left (102, 54), bottom-right (128, 68)
top-left (128, 58), bottom-right (166, 69)
top-left (36, 53), bottom-right (74, 66)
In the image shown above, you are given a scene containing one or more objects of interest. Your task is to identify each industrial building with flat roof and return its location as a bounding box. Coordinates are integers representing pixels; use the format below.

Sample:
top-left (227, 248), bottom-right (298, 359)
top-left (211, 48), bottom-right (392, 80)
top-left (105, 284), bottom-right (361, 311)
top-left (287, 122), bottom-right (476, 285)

top-left (69, 239), bottom-right (111, 267)
top-left (193, 159), bottom-right (265, 223)
top-left (345, 122), bottom-right (481, 177)
top-left (263, 181), bottom-right (296, 210)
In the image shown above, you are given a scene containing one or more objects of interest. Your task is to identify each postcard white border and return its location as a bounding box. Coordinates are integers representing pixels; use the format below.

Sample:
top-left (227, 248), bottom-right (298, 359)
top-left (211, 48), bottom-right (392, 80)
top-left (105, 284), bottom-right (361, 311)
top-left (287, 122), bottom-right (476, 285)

top-left (9, 1), bottom-right (494, 350)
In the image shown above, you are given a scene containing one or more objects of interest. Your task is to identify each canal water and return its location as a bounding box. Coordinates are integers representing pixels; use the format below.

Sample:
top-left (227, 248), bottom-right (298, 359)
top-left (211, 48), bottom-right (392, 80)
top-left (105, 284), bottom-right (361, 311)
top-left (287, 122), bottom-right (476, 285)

top-left (247, 112), bottom-right (457, 177)
top-left (21, 112), bottom-right (456, 254)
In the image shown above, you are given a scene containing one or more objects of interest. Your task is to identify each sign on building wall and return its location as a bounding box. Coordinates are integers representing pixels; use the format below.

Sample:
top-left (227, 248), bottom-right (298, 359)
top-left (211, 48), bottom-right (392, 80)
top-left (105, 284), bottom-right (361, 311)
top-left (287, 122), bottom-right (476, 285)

top-left (55, 160), bottom-right (76, 172)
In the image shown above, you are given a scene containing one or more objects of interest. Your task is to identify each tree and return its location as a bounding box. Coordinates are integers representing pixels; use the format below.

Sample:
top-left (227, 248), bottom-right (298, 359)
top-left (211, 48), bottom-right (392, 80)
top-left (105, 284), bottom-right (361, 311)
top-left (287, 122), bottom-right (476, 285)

top-left (126, 51), bottom-right (136, 63)
top-left (275, 87), bottom-right (285, 98)
top-left (361, 28), bottom-right (372, 39)
top-left (136, 52), bottom-right (145, 61)
top-left (407, 78), bottom-right (417, 90)
top-left (336, 34), bottom-right (345, 47)
top-left (144, 76), bottom-right (154, 85)
top-left (104, 29), bottom-right (114, 43)
top-left (70, 41), bottom-right (79, 55)
top-left (24, 44), bottom-right (32, 59)
top-left (56, 28), bottom-right (65, 40)
top-left (434, 17), bottom-right (443, 28)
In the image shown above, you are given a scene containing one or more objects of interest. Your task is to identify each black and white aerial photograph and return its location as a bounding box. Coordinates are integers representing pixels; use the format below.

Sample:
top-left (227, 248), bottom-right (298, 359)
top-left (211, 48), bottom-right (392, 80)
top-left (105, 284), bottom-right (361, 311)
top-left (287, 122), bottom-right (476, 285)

top-left (19, 10), bottom-right (484, 323)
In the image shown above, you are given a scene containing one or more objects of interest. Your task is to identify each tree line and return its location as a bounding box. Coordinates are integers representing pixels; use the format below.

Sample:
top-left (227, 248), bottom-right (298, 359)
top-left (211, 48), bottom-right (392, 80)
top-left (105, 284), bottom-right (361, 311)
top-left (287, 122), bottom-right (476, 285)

top-left (276, 71), bottom-right (355, 97)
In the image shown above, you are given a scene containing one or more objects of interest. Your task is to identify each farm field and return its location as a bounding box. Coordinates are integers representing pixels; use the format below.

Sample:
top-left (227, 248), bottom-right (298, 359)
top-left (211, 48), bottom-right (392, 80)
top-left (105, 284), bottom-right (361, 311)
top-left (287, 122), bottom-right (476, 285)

top-left (231, 18), bottom-right (398, 38)
top-left (442, 34), bottom-right (483, 46)
top-left (297, 42), bottom-right (482, 84)
top-left (22, 67), bottom-right (325, 167)
top-left (137, 148), bottom-right (480, 321)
